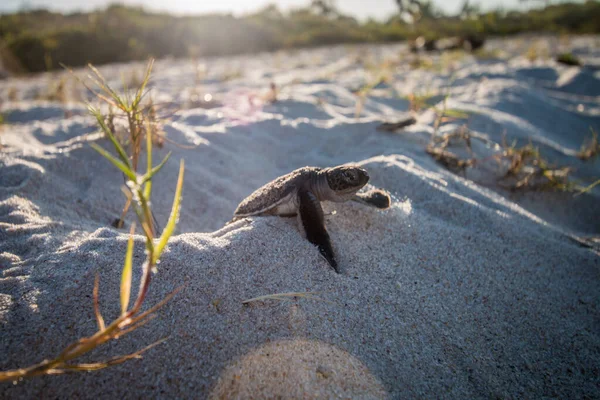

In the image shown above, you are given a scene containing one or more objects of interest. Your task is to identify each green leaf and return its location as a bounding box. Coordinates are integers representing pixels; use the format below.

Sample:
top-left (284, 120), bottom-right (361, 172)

top-left (90, 143), bottom-right (137, 182)
top-left (153, 160), bottom-right (184, 263)
top-left (120, 224), bottom-right (135, 315)
top-left (132, 59), bottom-right (154, 109)
top-left (88, 105), bottom-right (132, 169)
top-left (444, 108), bottom-right (471, 119)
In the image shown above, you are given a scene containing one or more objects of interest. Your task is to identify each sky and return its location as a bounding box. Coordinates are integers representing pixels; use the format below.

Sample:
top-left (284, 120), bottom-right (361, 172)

top-left (0, 0), bottom-right (545, 20)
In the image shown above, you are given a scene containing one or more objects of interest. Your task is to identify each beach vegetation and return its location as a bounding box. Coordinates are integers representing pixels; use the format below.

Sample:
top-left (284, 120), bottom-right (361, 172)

top-left (67, 59), bottom-right (163, 227)
top-left (496, 140), bottom-right (576, 191)
top-left (0, 62), bottom-right (185, 383)
top-left (34, 75), bottom-right (69, 102)
top-left (556, 52), bottom-right (582, 66)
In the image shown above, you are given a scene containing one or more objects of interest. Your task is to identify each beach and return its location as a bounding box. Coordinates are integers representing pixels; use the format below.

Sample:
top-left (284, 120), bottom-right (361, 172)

top-left (1, 36), bottom-right (599, 398)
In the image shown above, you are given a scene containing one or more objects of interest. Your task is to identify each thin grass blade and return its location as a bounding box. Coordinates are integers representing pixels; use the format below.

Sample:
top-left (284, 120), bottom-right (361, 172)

top-left (120, 224), bottom-right (136, 315)
top-left (88, 105), bottom-right (132, 168)
top-left (133, 59), bottom-right (154, 109)
top-left (153, 160), bottom-right (184, 262)
top-left (58, 337), bottom-right (168, 373)
top-left (90, 144), bottom-right (137, 182)
top-left (143, 120), bottom-right (153, 199)
top-left (93, 274), bottom-right (105, 331)
top-left (88, 64), bottom-right (124, 106)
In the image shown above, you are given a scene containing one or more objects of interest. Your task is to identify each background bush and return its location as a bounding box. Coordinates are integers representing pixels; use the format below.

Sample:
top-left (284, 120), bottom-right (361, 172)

top-left (1, 1), bottom-right (599, 73)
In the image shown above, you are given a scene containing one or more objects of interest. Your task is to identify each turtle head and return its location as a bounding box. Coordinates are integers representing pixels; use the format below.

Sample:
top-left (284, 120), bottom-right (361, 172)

top-left (323, 165), bottom-right (369, 201)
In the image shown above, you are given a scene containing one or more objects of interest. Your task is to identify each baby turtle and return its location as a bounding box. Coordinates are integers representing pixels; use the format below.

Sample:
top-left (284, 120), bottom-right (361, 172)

top-left (232, 165), bottom-right (391, 273)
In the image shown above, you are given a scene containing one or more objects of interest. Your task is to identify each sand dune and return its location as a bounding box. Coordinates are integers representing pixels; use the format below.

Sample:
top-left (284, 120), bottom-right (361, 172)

top-left (1, 36), bottom-right (599, 398)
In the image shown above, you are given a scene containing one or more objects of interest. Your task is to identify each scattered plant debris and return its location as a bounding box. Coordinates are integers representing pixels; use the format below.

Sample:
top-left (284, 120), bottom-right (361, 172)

top-left (496, 141), bottom-right (575, 191)
top-left (0, 77), bottom-right (186, 382)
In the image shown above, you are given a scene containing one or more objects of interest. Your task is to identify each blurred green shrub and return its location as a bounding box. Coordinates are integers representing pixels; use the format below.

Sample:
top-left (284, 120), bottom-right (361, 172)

top-left (1, 1), bottom-right (599, 73)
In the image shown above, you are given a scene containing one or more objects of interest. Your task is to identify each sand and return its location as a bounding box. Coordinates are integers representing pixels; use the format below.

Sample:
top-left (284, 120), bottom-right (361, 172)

top-left (1, 35), bottom-right (599, 399)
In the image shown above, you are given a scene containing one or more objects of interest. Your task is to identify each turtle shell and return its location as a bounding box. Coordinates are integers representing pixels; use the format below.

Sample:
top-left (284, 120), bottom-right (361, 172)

top-left (234, 167), bottom-right (321, 216)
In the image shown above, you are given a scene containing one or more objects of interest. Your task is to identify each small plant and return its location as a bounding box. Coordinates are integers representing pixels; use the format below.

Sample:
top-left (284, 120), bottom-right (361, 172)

top-left (524, 40), bottom-right (549, 63)
top-left (525, 44), bottom-right (538, 63)
top-left (499, 141), bottom-right (539, 177)
top-left (406, 91), bottom-right (434, 113)
top-left (69, 59), bottom-right (155, 228)
top-left (496, 141), bottom-right (575, 191)
top-left (556, 52), bottom-right (582, 67)
top-left (80, 60), bottom-right (153, 173)
top-left (432, 125), bottom-right (473, 153)
top-left (426, 126), bottom-right (476, 173)
top-left (0, 97), bottom-right (185, 383)
top-left (354, 75), bottom-right (388, 118)
top-left (430, 84), bottom-right (471, 138)
top-left (577, 129), bottom-right (599, 160)
top-left (7, 87), bottom-right (18, 101)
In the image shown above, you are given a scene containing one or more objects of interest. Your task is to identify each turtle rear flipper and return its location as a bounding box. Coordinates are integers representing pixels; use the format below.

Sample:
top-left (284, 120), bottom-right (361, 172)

top-left (297, 190), bottom-right (339, 273)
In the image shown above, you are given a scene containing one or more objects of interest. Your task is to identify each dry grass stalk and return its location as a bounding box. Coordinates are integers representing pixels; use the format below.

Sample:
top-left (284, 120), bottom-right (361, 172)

top-left (242, 292), bottom-right (331, 305)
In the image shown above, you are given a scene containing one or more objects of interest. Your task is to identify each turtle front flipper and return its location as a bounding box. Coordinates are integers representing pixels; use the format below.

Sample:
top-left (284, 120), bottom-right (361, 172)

top-left (351, 188), bottom-right (391, 209)
top-left (297, 190), bottom-right (338, 273)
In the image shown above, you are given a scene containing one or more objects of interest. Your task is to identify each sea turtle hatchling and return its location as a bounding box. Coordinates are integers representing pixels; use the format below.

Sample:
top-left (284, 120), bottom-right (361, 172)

top-left (231, 165), bottom-right (391, 273)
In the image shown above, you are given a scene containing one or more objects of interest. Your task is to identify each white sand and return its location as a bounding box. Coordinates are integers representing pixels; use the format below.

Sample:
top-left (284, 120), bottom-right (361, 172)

top-left (1, 36), bottom-right (599, 399)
